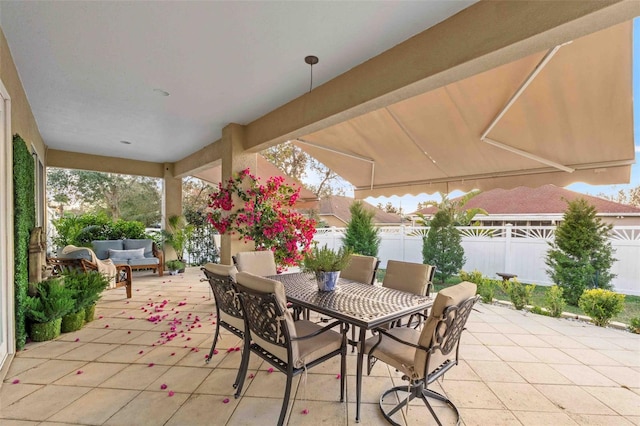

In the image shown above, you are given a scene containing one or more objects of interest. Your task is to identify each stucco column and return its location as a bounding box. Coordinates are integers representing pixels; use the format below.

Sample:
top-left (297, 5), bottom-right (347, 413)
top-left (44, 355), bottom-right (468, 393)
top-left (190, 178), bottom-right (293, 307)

top-left (219, 123), bottom-right (257, 264)
top-left (163, 162), bottom-right (183, 261)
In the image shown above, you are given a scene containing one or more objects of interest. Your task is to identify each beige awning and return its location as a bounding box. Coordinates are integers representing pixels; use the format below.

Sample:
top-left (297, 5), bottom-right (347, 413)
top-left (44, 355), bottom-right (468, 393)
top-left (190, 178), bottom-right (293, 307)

top-left (193, 155), bottom-right (319, 203)
top-left (295, 21), bottom-right (635, 199)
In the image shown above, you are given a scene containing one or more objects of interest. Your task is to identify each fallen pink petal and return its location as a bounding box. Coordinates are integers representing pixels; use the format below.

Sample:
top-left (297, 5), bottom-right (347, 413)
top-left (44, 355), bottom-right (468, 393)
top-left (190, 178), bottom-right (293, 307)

top-left (74, 338), bottom-right (80, 342)
top-left (160, 384), bottom-right (167, 390)
top-left (76, 370), bottom-right (83, 375)
top-left (302, 409), bottom-right (309, 415)
top-left (223, 398), bottom-right (230, 404)
top-left (148, 363), bottom-right (155, 367)
top-left (11, 379), bottom-right (19, 384)
top-left (336, 374), bottom-right (341, 379)
top-left (268, 367), bottom-right (274, 373)
top-left (168, 390), bottom-right (175, 397)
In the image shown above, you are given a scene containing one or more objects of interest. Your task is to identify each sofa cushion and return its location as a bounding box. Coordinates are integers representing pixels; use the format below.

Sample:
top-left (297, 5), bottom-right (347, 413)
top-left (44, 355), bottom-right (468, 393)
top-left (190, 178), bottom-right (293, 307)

top-left (108, 248), bottom-right (145, 261)
top-left (123, 239), bottom-right (154, 258)
top-left (58, 246), bottom-right (93, 261)
top-left (128, 257), bottom-right (160, 266)
top-left (93, 240), bottom-right (124, 260)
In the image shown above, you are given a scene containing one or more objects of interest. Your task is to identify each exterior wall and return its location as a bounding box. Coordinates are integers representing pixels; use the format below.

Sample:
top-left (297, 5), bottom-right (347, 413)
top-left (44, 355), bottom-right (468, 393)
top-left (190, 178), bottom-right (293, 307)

top-left (314, 225), bottom-right (640, 296)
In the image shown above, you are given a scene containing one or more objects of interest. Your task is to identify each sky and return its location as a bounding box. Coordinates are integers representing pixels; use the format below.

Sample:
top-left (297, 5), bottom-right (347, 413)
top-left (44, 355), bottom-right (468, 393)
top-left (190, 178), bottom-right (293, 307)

top-left (357, 19), bottom-right (640, 214)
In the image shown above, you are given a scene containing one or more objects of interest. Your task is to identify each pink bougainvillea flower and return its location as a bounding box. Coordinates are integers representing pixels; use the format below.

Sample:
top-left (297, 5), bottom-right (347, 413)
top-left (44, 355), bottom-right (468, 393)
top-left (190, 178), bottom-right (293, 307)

top-left (160, 384), bottom-right (167, 390)
top-left (104, 325), bottom-right (109, 328)
top-left (267, 367), bottom-right (274, 373)
top-left (227, 348), bottom-right (234, 353)
top-left (148, 363), bottom-right (155, 367)
top-left (11, 379), bottom-right (19, 384)
top-left (127, 331), bottom-right (132, 334)
top-left (213, 349), bottom-right (219, 355)
top-left (222, 398), bottom-right (230, 404)
top-left (248, 373), bottom-right (255, 379)
top-left (336, 374), bottom-right (341, 379)
top-left (76, 370), bottom-right (83, 375)
top-left (204, 354), bottom-right (209, 360)
top-left (170, 352), bottom-right (176, 356)
top-left (74, 338), bottom-right (80, 342)
top-left (138, 350), bottom-right (144, 354)
top-left (99, 315), bottom-right (104, 319)
top-left (302, 409), bottom-right (309, 415)
top-left (168, 390), bottom-right (175, 397)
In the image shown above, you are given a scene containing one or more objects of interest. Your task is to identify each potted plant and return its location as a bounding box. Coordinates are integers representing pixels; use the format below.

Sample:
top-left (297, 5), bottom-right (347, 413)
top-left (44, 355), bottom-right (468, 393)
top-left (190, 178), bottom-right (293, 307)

top-left (61, 270), bottom-right (110, 328)
top-left (303, 245), bottom-right (352, 291)
top-left (24, 279), bottom-right (75, 341)
top-left (162, 215), bottom-right (194, 269)
top-left (166, 259), bottom-right (186, 275)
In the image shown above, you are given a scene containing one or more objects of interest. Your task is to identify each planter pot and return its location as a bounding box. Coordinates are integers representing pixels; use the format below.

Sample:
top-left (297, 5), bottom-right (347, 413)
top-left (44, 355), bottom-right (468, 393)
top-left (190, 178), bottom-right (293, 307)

top-left (169, 270), bottom-right (179, 276)
top-left (30, 318), bottom-right (62, 342)
top-left (61, 309), bottom-right (86, 333)
top-left (85, 304), bottom-right (96, 323)
top-left (316, 271), bottom-right (340, 292)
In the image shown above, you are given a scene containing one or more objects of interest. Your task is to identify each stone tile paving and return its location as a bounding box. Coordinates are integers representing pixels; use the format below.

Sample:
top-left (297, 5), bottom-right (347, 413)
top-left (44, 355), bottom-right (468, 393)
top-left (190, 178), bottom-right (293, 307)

top-left (1, 267), bottom-right (638, 425)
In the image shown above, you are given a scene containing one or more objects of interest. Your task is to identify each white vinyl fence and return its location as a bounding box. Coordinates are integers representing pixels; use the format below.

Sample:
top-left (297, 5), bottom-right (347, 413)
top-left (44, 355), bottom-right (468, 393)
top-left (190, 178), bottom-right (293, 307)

top-left (314, 225), bottom-right (640, 296)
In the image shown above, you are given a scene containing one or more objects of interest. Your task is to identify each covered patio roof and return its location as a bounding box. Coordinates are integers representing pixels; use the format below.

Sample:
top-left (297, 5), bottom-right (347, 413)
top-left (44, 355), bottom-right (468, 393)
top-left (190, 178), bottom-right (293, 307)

top-left (296, 22), bottom-right (634, 198)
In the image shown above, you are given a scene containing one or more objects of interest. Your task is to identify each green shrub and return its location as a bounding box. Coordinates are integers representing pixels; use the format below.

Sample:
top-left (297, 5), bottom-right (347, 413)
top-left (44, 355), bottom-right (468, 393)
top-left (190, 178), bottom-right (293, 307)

top-left (500, 279), bottom-right (535, 310)
top-left (303, 245), bottom-right (352, 273)
top-left (62, 270), bottom-right (109, 312)
top-left (30, 318), bottom-right (62, 342)
top-left (61, 309), bottom-right (85, 333)
top-left (578, 289), bottom-right (625, 327)
top-left (459, 270), bottom-right (496, 303)
top-left (52, 212), bottom-right (148, 250)
top-left (544, 285), bottom-right (566, 318)
top-left (629, 317), bottom-right (640, 334)
top-left (166, 259), bottom-right (186, 271)
top-left (342, 201), bottom-right (380, 257)
top-left (24, 279), bottom-right (75, 324)
top-left (530, 306), bottom-right (552, 317)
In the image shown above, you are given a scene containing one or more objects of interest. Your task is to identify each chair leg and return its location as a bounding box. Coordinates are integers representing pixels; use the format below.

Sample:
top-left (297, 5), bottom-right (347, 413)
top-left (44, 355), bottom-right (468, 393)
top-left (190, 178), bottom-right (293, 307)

top-left (340, 328), bottom-right (347, 402)
top-left (234, 337), bottom-right (251, 398)
top-left (206, 323), bottom-right (220, 364)
top-left (278, 373), bottom-right (293, 426)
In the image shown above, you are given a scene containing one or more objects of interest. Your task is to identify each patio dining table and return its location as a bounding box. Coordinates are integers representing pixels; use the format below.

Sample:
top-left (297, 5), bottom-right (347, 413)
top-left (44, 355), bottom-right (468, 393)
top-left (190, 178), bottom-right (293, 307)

top-left (268, 272), bottom-right (433, 423)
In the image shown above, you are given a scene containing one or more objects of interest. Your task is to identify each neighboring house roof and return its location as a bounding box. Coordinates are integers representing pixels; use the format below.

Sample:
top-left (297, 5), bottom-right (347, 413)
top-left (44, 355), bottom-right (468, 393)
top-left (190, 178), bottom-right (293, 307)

top-left (415, 185), bottom-right (640, 216)
top-left (318, 195), bottom-right (403, 225)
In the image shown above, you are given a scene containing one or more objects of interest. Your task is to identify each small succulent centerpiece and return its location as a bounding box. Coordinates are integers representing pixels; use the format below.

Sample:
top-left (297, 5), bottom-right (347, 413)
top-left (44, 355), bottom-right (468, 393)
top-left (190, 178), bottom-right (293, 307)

top-left (303, 245), bottom-right (352, 291)
top-left (166, 259), bottom-right (186, 275)
top-left (24, 279), bottom-right (74, 341)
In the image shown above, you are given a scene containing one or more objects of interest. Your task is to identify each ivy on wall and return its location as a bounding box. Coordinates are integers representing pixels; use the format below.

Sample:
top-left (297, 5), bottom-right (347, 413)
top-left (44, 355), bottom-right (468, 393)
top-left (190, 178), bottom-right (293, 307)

top-left (13, 134), bottom-right (35, 350)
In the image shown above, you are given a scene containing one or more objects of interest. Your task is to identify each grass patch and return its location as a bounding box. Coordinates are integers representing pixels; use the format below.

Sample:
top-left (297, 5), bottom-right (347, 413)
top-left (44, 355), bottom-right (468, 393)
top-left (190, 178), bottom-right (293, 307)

top-left (376, 269), bottom-right (639, 324)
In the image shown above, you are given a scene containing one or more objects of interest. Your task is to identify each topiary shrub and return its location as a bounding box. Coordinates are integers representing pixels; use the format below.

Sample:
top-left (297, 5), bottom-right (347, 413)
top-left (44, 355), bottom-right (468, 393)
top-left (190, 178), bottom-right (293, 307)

top-left (61, 270), bottom-right (109, 328)
top-left (423, 209), bottom-right (465, 284)
top-left (342, 201), bottom-right (380, 257)
top-left (578, 289), bottom-right (624, 327)
top-left (25, 279), bottom-right (75, 341)
top-left (500, 279), bottom-right (535, 310)
top-left (544, 285), bottom-right (566, 318)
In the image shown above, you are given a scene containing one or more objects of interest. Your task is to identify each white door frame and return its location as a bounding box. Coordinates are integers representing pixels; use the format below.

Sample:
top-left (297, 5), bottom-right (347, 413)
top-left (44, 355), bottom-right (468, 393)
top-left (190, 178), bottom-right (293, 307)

top-left (0, 78), bottom-right (14, 373)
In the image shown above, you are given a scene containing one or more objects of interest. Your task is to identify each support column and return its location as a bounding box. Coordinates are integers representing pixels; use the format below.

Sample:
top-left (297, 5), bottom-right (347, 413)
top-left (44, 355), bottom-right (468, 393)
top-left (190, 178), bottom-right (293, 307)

top-left (163, 162), bottom-right (183, 261)
top-left (219, 123), bottom-right (257, 264)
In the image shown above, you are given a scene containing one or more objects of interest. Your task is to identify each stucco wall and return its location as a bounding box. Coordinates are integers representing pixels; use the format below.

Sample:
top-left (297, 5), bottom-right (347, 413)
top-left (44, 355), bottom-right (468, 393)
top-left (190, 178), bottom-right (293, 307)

top-left (0, 27), bottom-right (44, 156)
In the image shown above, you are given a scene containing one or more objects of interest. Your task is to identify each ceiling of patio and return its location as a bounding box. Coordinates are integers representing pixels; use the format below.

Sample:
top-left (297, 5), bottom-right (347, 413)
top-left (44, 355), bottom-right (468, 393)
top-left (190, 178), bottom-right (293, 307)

top-left (0, 1), bottom-right (475, 164)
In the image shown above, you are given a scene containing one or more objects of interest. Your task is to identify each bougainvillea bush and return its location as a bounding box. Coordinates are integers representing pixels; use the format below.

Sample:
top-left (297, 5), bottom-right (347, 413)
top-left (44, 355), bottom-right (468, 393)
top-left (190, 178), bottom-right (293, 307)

top-left (207, 168), bottom-right (316, 271)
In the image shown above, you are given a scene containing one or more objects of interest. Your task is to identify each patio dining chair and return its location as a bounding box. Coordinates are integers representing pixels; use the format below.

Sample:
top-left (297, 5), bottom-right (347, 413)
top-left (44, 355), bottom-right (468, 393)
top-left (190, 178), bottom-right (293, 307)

top-left (339, 254), bottom-right (380, 351)
top-left (200, 263), bottom-right (245, 390)
top-left (234, 272), bottom-right (347, 426)
top-left (382, 260), bottom-right (435, 327)
top-left (233, 250), bottom-right (277, 276)
top-left (364, 281), bottom-right (478, 426)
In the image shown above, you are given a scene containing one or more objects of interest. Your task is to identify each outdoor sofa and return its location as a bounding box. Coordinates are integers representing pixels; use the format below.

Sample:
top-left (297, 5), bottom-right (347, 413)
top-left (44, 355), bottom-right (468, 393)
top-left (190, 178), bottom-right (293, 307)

top-left (92, 239), bottom-right (164, 276)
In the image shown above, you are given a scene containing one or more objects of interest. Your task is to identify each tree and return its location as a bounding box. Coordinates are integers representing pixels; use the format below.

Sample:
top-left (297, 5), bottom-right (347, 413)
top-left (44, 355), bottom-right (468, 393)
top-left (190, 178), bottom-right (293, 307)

top-left (422, 208), bottom-right (465, 284)
top-left (47, 168), bottom-right (161, 226)
top-left (342, 201), bottom-right (380, 257)
top-left (545, 198), bottom-right (616, 305)
top-left (597, 186), bottom-right (640, 207)
top-left (261, 142), bottom-right (350, 198)
top-left (376, 202), bottom-right (403, 215)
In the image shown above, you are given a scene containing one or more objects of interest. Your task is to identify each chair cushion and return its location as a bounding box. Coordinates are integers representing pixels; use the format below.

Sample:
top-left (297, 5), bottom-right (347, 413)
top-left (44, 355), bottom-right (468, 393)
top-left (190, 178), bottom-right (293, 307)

top-left (294, 320), bottom-right (343, 369)
top-left (340, 255), bottom-right (377, 284)
top-left (58, 246), bottom-right (93, 261)
top-left (123, 239), bottom-right (154, 258)
top-left (108, 248), bottom-right (145, 260)
top-left (382, 260), bottom-right (432, 296)
top-left (219, 310), bottom-right (244, 331)
top-left (128, 257), bottom-right (160, 266)
top-left (204, 263), bottom-right (238, 281)
top-left (415, 281), bottom-right (477, 372)
top-left (234, 251), bottom-right (277, 276)
top-left (235, 272), bottom-right (298, 363)
top-left (93, 240), bottom-right (124, 260)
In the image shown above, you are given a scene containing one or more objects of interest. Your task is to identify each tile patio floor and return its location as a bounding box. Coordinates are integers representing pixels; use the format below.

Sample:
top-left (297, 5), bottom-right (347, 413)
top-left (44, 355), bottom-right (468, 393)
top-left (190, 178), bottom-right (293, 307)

top-left (1, 267), bottom-right (639, 425)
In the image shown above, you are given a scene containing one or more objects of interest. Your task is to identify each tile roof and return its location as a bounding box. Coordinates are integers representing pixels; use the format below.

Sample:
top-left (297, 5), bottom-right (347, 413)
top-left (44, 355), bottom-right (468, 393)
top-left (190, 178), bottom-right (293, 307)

top-left (416, 184), bottom-right (640, 215)
top-left (318, 195), bottom-right (403, 224)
